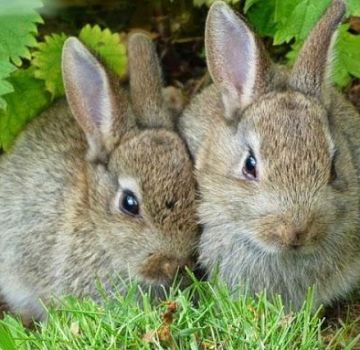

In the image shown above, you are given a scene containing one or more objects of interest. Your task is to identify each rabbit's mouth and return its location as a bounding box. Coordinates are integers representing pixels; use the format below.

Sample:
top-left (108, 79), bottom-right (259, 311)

top-left (139, 253), bottom-right (196, 287)
top-left (252, 234), bottom-right (321, 256)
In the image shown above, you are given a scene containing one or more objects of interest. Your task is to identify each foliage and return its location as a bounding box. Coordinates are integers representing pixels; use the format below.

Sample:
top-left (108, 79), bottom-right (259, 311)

top-left (0, 0), bottom-right (359, 152)
top-left (79, 25), bottom-right (127, 77)
top-left (333, 24), bottom-right (360, 86)
top-left (0, 0), bottom-right (43, 109)
top-left (0, 279), bottom-right (359, 349)
top-left (33, 33), bottom-right (68, 99)
top-left (0, 69), bottom-right (50, 151)
top-left (32, 26), bottom-right (127, 100)
top-left (243, 0), bottom-right (360, 87)
top-left (0, 23), bottom-right (127, 150)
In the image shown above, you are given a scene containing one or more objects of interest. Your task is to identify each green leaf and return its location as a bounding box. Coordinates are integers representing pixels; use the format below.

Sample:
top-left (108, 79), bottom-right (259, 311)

top-left (0, 68), bottom-right (51, 151)
top-left (0, 61), bottom-right (16, 110)
top-left (348, 0), bottom-right (360, 16)
top-left (273, 0), bottom-right (330, 44)
top-left (286, 40), bottom-right (303, 65)
top-left (33, 33), bottom-right (68, 99)
top-left (246, 0), bottom-right (277, 37)
top-left (243, 0), bottom-right (261, 13)
top-left (79, 25), bottom-right (127, 77)
top-left (332, 24), bottom-right (360, 87)
top-left (0, 0), bottom-right (43, 109)
top-left (286, 24), bottom-right (360, 88)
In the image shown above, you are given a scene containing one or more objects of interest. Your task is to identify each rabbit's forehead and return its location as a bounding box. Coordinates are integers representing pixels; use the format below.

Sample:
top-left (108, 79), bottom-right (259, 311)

top-left (110, 130), bottom-right (197, 228)
top-left (243, 93), bottom-right (334, 163)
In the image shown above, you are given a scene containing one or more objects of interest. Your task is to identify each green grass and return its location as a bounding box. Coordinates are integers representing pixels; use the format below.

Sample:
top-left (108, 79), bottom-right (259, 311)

top-left (0, 278), bottom-right (359, 350)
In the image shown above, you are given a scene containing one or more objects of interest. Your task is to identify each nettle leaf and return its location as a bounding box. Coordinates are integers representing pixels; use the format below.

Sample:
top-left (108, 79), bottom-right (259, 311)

top-left (332, 24), bottom-right (360, 87)
top-left (32, 26), bottom-right (127, 101)
top-left (287, 24), bottom-right (360, 88)
top-left (0, 61), bottom-right (16, 109)
top-left (243, 0), bottom-right (261, 13)
top-left (33, 33), bottom-right (68, 99)
top-left (246, 0), bottom-right (277, 37)
top-left (273, 0), bottom-right (330, 44)
top-left (79, 25), bottom-right (127, 77)
top-left (0, 0), bottom-right (43, 109)
top-left (0, 68), bottom-right (51, 151)
top-left (348, 0), bottom-right (360, 15)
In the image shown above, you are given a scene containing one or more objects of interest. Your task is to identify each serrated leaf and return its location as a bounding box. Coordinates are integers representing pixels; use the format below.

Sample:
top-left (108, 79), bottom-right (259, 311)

top-left (0, 68), bottom-right (51, 151)
top-left (348, 0), bottom-right (360, 16)
top-left (274, 0), bottom-right (330, 44)
top-left (286, 40), bottom-right (303, 65)
top-left (79, 25), bottom-right (127, 77)
top-left (0, 0), bottom-right (43, 65)
top-left (243, 0), bottom-right (261, 13)
top-left (286, 24), bottom-right (360, 88)
top-left (246, 0), bottom-right (277, 37)
top-left (33, 33), bottom-right (68, 99)
top-left (0, 60), bottom-right (16, 109)
top-left (0, 0), bottom-right (43, 110)
top-left (332, 24), bottom-right (360, 87)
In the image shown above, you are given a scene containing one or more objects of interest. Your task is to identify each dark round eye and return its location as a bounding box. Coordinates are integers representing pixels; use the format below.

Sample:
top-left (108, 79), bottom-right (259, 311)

top-left (120, 190), bottom-right (139, 216)
top-left (243, 153), bottom-right (257, 180)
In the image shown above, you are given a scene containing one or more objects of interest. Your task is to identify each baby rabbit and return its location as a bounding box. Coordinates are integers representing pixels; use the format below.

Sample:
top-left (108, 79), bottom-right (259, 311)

top-left (0, 33), bottom-right (199, 322)
top-left (180, 0), bottom-right (360, 309)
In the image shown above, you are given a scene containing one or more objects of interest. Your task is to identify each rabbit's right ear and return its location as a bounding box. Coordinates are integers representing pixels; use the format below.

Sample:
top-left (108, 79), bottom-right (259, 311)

top-left (128, 33), bottom-right (174, 130)
top-left (205, 1), bottom-right (270, 121)
top-left (62, 37), bottom-right (127, 163)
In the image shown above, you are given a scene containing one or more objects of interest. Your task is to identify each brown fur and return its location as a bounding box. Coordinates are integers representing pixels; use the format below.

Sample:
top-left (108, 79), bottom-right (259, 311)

top-left (0, 33), bottom-right (199, 322)
top-left (179, 0), bottom-right (360, 309)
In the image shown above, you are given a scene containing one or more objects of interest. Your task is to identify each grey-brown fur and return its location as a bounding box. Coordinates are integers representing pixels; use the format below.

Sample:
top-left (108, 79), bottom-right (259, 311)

top-left (179, 0), bottom-right (360, 309)
top-left (0, 33), bottom-right (199, 322)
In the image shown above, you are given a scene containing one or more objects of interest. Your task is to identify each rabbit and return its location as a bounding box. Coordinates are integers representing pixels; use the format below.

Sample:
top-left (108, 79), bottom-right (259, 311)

top-left (0, 33), bottom-right (200, 323)
top-left (179, 0), bottom-right (360, 310)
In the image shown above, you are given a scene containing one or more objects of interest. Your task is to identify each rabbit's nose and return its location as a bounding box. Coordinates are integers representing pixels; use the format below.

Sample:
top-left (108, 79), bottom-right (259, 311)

top-left (141, 254), bottom-right (195, 282)
top-left (162, 257), bottom-right (195, 280)
top-left (274, 225), bottom-right (308, 248)
top-left (161, 259), bottom-right (179, 280)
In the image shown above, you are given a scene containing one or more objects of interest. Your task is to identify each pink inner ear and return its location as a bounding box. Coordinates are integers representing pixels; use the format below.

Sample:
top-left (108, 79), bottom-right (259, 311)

top-left (67, 47), bottom-right (109, 129)
top-left (206, 3), bottom-right (258, 116)
top-left (223, 24), bottom-right (252, 94)
top-left (62, 37), bottom-right (115, 138)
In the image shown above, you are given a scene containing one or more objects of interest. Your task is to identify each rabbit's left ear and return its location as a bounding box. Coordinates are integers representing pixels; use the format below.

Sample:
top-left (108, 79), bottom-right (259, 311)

top-left (289, 0), bottom-right (346, 98)
top-left (62, 37), bottom-right (128, 163)
top-left (205, 1), bottom-right (271, 121)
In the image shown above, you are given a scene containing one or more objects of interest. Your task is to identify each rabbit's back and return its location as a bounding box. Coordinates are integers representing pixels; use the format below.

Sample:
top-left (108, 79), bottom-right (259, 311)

top-left (0, 100), bottom-right (86, 241)
top-left (0, 101), bottom-right (88, 303)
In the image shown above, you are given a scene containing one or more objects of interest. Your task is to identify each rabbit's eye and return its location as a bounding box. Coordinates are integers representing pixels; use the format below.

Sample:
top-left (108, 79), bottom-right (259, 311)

top-left (243, 153), bottom-right (257, 180)
top-left (120, 190), bottom-right (139, 216)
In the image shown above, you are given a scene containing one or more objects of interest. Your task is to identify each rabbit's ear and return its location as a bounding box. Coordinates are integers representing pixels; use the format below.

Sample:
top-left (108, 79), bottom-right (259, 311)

top-left (62, 37), bottom-right (127, 163)
top-left (289, 0), bottom-right (345, 98)
top-left (128, 33), bottom-right (173, 130)
top-left (205, 1), bottom-right (270, 120)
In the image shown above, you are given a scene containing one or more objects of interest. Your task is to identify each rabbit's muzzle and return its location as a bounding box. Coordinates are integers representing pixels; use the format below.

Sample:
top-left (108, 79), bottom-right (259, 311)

top-left (139, 253), bottom-right (196, 285)
top-left (263, 220), bottom-right (323, 251)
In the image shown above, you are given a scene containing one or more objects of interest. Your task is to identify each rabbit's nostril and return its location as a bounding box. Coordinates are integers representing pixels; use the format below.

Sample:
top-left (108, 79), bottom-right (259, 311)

top-left (162, 261), bottom-right (177, 280)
